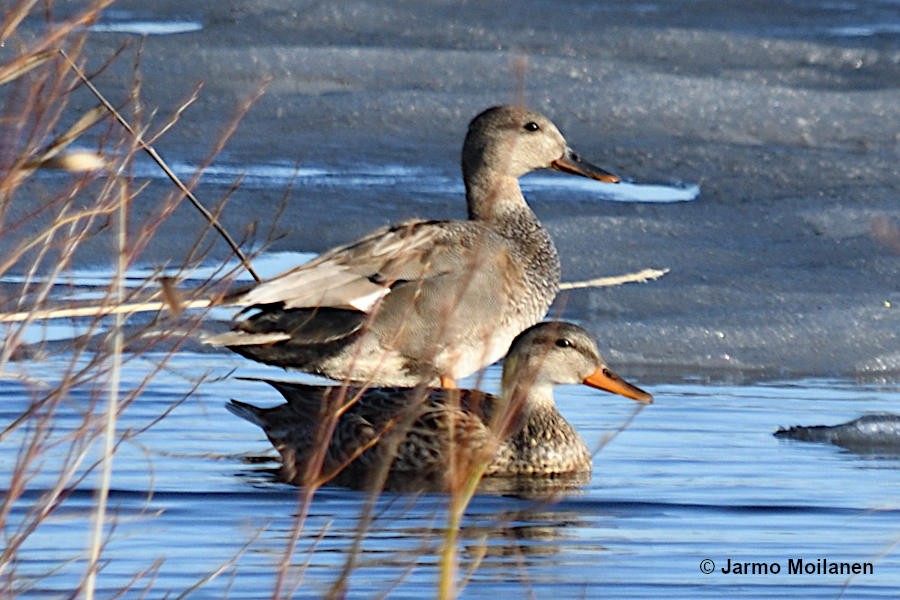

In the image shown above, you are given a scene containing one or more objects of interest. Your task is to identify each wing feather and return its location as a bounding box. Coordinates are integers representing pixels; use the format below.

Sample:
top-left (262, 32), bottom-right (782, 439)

top-left (232, 219), bottom-right (482, 313)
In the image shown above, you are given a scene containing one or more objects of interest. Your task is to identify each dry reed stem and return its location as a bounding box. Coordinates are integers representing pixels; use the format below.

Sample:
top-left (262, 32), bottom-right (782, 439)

top-left (82, 170), bottom-right (128, 600)
top-left (0, 298), bottom-right (214, 323)
top-left (0, 3), bottom-right (274, 595)
top-left (559, 267), bottom-right (669, 290)
top-left (0, 268), bottom-right (669, 323)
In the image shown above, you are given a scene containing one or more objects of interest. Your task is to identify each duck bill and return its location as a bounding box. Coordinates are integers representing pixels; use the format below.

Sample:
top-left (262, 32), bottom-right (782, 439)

top-left (551, 147), bottom-right (620, 183)
top-left (583, 367), bottom-right (653, 403)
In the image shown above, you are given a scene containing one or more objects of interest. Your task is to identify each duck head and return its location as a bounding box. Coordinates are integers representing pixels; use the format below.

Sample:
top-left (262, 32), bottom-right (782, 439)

top-left (502, 321), bottom-right (653, 405)
top-left (462, 105), bottom-right (619, 185)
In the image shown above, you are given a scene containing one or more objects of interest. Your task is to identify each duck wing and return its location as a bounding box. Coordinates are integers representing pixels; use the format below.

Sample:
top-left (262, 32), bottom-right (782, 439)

top-left (231, 219), bottom-right (480, 313)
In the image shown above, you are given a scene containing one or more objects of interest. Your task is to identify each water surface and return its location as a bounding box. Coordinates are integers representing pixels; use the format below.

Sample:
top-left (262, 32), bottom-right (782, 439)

top-left (3, 349), bottom-right (899, 597)
top-left (128, 160), bottom-right (700, 203)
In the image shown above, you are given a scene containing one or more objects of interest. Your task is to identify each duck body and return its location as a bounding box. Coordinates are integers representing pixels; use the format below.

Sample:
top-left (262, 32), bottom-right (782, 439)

top-left (227, 322), bottom-right (652, 490)
top-left (225, 213), bottom-right (559, 385)
top-left (211, 106), bottom-right (619, 386)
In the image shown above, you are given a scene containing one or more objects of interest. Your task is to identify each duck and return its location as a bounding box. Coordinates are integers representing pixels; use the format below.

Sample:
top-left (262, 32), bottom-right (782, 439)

top-left (207, 105), bottom-right (619, 387)
top-left (226, 321), bottom-right (652, 491)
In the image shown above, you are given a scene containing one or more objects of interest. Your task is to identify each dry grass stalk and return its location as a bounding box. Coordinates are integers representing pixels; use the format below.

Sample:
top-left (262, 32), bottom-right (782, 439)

top-left (0, 3), bottom-right (271, 596)
top-left (0, 265), bottom-right (667, 324)
top-left (560, 267), bottom-right (669, 290)
top-left (82, 163), bottom-right (127, 599)
top-left (0, 298), bottom-right (213, 323)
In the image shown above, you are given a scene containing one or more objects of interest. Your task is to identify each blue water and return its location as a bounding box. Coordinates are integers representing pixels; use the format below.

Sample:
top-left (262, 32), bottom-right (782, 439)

top-left (3, 348), bottom-right (899, 597)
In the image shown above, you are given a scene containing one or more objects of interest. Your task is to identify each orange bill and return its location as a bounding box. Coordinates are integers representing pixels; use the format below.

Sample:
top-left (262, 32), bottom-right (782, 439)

top-left (583, 366), bottom-right (653, 403)
top-left (551, 147), bottom-right (620, 183)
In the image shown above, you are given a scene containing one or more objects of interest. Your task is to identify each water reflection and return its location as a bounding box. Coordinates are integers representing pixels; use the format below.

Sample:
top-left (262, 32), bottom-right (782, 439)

top-left (231, 451), bottom-right (592, 499)
top-left (226, 486), bottom-right (594, 590)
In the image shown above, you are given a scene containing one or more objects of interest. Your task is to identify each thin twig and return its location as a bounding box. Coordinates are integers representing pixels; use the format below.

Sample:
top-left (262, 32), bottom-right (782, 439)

top-left (559, 267), bottom-right (670, 290)
top-left (0, 267), bottom-right (670, 323)
top-left (57, 48), bottom-right (261, 282)
top-left (0, 299), bottom-right (215, 323)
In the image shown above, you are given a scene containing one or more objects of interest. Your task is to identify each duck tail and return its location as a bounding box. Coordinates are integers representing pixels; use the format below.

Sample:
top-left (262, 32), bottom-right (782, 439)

top-left (226, 399), bottom-right (267, 428)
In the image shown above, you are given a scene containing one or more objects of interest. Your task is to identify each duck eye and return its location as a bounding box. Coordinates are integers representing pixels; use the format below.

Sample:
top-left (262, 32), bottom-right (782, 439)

top-left (555, 338), bottom-right (572, 348)
top-left (523, 121), bottom-right (540, 132)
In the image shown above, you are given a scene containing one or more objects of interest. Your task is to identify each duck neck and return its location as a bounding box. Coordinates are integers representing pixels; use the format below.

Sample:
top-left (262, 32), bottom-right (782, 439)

top-left (499, 382), bottom-right (589, 472)
top-left (465, 165), bottom-right (561, 305)
top-left (465, 172), bottom-right (536, 226)
top-left (501, 381), bottom-right (559, 432)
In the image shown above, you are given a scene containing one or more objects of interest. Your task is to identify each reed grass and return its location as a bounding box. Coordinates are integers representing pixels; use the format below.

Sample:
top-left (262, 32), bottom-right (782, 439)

top-left (0, 2), bottom-right (264, 597)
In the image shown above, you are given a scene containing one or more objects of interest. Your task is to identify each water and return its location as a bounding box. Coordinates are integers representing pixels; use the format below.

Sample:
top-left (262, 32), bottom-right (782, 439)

top-left (125, 159), bottom-right (700, 203)
top-left (90, 13), bottom-right (203, 36)
top-left (3, 345), bottom-right (899, 597)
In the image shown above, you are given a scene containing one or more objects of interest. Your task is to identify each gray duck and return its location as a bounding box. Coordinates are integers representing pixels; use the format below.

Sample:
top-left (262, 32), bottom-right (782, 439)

top-left (209, 106), bottom-right (619, 387)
